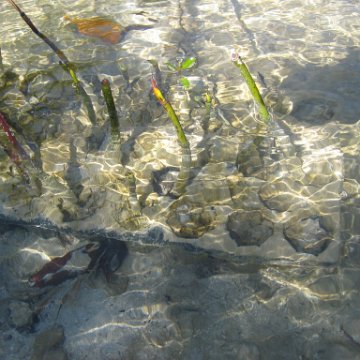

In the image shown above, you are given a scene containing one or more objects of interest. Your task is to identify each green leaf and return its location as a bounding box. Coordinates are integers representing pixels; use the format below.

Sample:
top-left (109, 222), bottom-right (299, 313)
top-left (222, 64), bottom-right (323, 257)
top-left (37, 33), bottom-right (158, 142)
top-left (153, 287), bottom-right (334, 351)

top-left (180, 77), bottom-right (190, 89)
top-left (204, 92), bottom-right (211, 104)
top-left (181, 57), bottom-right (197, 70)
top-left (165, 62), bottom-right (178, 72)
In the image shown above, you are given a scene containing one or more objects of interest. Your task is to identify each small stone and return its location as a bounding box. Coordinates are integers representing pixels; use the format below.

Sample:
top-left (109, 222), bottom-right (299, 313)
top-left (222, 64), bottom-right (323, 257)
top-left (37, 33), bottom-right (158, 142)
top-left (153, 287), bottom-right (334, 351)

top-left (43, 349), bottom-right (68, 360)
top-left (145, 318), bottom-right (178, 347)
top-left (259, 179), bottom-right (306, 212)
top-left (291, 97), bottom-right (335, 124)
top-left (308, 276), bottom-right (339, 296)
top-left (29, 96), bottom-right (40, 105)
top-left (236, 144), bottom-right (264, 178)
top-left (31, 325), bottom-right (65, 360)
top-left (342, 318), bottom-right (360, 344)
top-left (152, 166), bottom-right (179, 196)
top-left (167, 198), bottom-right (216, 238)
top-left (308, 343), bottom-right (358, 360)
top-left (284, 216), bottom-right (332, 255)
top-left (227, 210), bottom-right (273, 246)
top-left (8, 301), bottom-right (33, 329)
top-left (187, 177), bottom-right (232, 204)
top-left (286, 294), bottom-right (315, 322)
top-left (343, 179), bottom-right (360, 197)
top-left (236, 343), bottom-right (260, 360)
top-left (208, 136), bottom-right (239, 163)
top-left (339, 190), bottom-right (348, 199)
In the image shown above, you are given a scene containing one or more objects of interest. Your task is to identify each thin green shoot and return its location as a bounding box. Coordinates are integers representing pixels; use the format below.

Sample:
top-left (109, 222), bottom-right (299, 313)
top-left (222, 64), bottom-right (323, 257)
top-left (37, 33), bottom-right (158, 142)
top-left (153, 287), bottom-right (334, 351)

top-left (101, 79), bottom-right (119, 135)
top-left (231, 50), bottom-right (271, 123)
top-left (166, 57), bottom-right (197, 90)
top-left (151, 76), bottom-right (190, 149)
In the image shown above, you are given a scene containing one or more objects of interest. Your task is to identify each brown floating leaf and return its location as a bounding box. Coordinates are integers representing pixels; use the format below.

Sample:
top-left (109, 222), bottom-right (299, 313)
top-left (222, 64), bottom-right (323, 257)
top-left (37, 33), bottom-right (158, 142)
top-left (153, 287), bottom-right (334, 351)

top-left (64, 15), bottom-right (123, 44)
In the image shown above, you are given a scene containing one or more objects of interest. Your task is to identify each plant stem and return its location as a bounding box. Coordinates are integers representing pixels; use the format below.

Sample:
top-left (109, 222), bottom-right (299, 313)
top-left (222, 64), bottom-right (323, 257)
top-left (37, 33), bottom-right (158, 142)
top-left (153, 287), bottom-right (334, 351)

top-left (172, 147), bottom-right (192, 197)
top-left (77, 85), bottom-right (97, 125)
top-left (7, 0), bottom-right (99, 126)
top-left (232, 51), bottom-right (271, 123)
top-left (151, 77), bottom-right (190, 149)
top-left (0, 48), bottom-right (3, 72)
top-left (7, 0), bottom-right (79, 87)
top-left (101, 79), bottom-right (119, 134)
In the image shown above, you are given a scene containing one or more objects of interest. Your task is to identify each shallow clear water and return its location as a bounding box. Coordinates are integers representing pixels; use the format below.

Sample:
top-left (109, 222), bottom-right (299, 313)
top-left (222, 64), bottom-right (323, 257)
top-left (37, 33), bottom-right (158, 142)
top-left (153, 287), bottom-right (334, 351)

top-left (0, 0), bottom-right (359, 359)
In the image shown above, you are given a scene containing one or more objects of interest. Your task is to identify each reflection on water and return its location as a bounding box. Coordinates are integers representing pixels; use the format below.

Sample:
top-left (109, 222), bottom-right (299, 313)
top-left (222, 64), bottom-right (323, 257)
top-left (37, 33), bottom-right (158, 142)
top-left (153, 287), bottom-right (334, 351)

top-left (0, 0), bottom-right (359, 359)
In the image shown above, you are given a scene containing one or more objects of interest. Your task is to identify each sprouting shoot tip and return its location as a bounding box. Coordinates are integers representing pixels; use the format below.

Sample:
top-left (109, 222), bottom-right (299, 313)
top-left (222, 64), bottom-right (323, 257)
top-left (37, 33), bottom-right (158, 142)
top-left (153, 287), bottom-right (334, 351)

top-left (231, 49), bottom-right (243, 63)
top-left (151, 75), bottom-right (157, 89)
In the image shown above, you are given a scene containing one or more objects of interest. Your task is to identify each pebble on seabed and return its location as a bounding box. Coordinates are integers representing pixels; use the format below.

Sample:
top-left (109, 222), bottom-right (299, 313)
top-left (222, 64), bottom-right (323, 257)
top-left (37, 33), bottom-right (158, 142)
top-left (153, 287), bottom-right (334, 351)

top-left (31, 325), bottom-right (67, 360)
top-left (7, 301), bottom-right (33, 329)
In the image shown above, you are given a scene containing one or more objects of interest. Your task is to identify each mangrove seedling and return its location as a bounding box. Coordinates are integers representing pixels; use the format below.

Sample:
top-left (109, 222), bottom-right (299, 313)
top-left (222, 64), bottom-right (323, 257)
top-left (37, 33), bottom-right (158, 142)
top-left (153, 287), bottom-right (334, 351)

top-left (151, 75), bottom-right (192, 196)
top-left (172, 146), bottom-right (192, 198)
top-left (6, 0), bottom-right (79, 86)
top-left (6, 0), bottom-right (96, 125)
top-left (101, 78), bottom-right (119, 135)
top-left (0, 111), bottom-right (31, 182)
top-left (151, 76), bottom-right (190, 149)
top-left (231, 50), bottom-right (271, 123)
top-left (166, 57), bottom-right (197, 90)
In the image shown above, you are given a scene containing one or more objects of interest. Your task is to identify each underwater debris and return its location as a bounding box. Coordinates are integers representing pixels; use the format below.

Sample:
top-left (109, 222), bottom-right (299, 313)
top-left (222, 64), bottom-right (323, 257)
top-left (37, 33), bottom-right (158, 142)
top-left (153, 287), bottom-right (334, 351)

top-left (65, 15), bottom-right (153, 44)
top-left (64, 15), bottom-right (124, 44)
top-left (29, 239), bottom-right (128, 288)
top-left (0, 112), bottom-right (29, 161)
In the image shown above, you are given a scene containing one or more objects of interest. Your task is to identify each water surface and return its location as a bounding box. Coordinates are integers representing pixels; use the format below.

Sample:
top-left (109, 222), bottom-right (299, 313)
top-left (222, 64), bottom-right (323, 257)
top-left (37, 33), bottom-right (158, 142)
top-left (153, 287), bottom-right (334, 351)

top-left (0, 0), bottom-right (359, 359)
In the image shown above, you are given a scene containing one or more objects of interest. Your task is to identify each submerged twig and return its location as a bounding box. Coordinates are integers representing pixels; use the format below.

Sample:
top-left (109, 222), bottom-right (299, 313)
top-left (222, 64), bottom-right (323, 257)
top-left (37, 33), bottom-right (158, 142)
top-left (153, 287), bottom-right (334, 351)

top-left (6, 0), bottom-right (79, 85)
top-left (231, 50), bottom-right (271, 123)
top-left (151, 76), bottom-right (190, 149)
top-left (101, 79), bottom-right (119, 135)
top-left (7, 0), bottom-right (98, 124)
